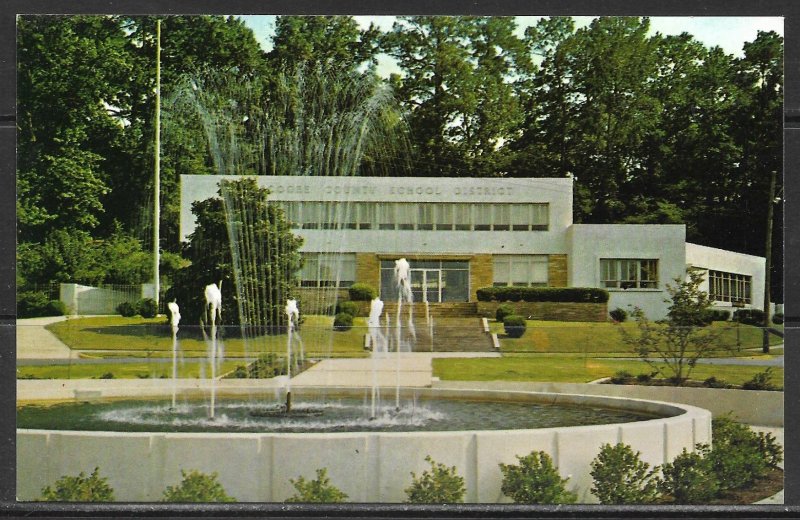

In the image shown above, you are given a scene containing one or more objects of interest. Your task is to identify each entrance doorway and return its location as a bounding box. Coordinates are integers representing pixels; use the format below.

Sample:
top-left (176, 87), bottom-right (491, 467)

top-left (380, 260), bottom-right (470, 302)
top-left (410, 269), bottom-right (441, 303)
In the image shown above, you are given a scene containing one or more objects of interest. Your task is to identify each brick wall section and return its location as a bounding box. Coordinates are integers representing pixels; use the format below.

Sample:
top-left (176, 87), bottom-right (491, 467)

top-left (477, 301), bottom-right (608, 322)
top-left (548, 254), bottom-right (568, 287)
top-left (355, 253), bottom-right (380, 291)
top-left (470, 255), bottom-right (493, 302)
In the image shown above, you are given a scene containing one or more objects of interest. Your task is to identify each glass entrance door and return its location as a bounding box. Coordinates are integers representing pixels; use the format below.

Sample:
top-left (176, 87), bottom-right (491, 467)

top-left (410, 269), bottom-right (442, 303)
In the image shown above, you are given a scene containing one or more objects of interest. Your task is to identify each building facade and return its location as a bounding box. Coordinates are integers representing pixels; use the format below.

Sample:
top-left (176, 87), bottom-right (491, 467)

top-left (180, 175), bottom-right (766, 319)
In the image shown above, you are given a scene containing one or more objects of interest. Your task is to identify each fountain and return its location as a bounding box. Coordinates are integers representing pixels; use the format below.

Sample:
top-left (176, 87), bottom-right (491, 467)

top-left (167, 300), bottom-right (181, 409)
top-left (16, 67), bottom-right (714, 503)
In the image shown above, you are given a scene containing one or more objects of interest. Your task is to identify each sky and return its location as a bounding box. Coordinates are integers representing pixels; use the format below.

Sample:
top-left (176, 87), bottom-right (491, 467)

top-left (238, 15), bottom-right (783, 77)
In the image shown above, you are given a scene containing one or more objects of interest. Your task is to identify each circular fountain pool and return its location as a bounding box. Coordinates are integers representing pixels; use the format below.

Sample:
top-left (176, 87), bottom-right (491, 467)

top-left (17, 395), bottom-right (664, 434)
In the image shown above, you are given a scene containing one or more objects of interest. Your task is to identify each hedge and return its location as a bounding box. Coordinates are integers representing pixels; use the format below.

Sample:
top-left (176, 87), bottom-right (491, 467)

top-left (476, 287), bottom-right (609, 303)
top-left (348, 283), bottom-right (377, 301)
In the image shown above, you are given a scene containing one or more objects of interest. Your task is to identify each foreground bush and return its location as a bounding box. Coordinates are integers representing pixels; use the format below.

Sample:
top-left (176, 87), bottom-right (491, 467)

top-left (41, 467), bottom-right (114, 502)
top-left (116, 301), bottom-right (136, 317)
top-left (162, 469), bottom-right (235, 502)
top-left (405, 456), bottom-right (466, 504)
top-left (499, 451), bottom-right (576, 504)
top-left (477, 286), bottom-right (608, 303)
top-left (348, 283), bottom-right (377, 301)
top-left (709, 416), bottom-right (776, 490)
top-left (772, 312), bottom-right (784, 325)
top-left (502, 314), bottom-right (527, 338)
top-left (333, 312), bottom-right (353, 331)
top-left (660, 447), bottom-right (719, 504)
top-left (286, 468), bottom-right (348, 503)
top-left (18, 291), bottom-right (66, 318)
top-left (590, 443), bottom-right (660, 504)
top-left (742, 367), bottom-right (778, 391)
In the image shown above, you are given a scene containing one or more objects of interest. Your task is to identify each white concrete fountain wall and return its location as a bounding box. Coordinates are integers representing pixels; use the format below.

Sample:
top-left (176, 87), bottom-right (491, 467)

top-left (17, 388), bottom-right (711, 503)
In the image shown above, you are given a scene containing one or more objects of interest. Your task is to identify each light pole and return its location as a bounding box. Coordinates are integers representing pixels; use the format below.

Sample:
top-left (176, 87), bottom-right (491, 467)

top-left (762, 170), bottom-right (776, 353)
top-left (153, 18), bottom-right (162, 310)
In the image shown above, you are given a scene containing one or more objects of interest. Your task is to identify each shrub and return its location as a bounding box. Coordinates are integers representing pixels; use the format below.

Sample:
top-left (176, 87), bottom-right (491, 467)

top-left (703, 309), bottom-right (731, 322)
top-left (405, 455), bottom-right (466, 504)
top-left (708, 416), bottom-right (769, 490)
top-left (476, 286), bottom-right (609, 303)
top-left (499, 451), bottom-right (577, 504)
top-left (495, 303), bottom-right (515, 322)
top-left (502, 315), bottom-right (527, 338)
top-left (703, 376), bottom-right (730, 389)
top-left (116, 301), bottom-right (136, 317)
top-left (660, 446), bottom-right (719, 504)
top-left (733, 308), bottom-right (765, 326)
top-left (162, 469), bottom-right (235, 502)
top-left (336, 301), bottom-right (360, 317)
top-left (756, 431), bottom-right (784, 468)
top-left (609, 307), bottom-right (628, 323)
top-left (333, 312), bottom-right (353, 331)
top-left (136, 298), bottom-right (158, 318)
top-left (590, 443), bottom-right (661, 504)
top-left (348, 283), bottom-right (377, 301)
top-left (286, 468), bottom-right (348, 503)
top-left (772, 312), bottom-right (784, 325)
top-left (742, 367), bottom-right (778, 391)
top-left (636, 373), bottom-right (652, 383)
top-left (610, 370), bottom-right (633, 384)
top-left (18, 291), bottom-right (66, 318)
top-left (99, 372), bottom-right (115, 379)
top-left (41, 467), bottom-right (115, 502)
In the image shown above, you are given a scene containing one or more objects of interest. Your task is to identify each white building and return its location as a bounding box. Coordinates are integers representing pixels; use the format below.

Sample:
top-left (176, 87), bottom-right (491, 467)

top-left (180, 175), bottom-right (766, 319)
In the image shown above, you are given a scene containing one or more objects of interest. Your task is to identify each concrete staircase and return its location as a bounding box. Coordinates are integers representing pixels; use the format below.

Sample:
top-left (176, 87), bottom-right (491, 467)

top-left (375, 315), bottom-right (493, 353)
top-left (382, 302), bottom-right (478, 319)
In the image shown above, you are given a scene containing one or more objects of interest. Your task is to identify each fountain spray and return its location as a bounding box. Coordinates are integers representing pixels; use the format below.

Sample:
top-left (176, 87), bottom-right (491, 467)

top-left (167, 300), bottom-right (181, 409)
top-left (284, 298), bottom-right (300, 413)
top-left (204, 282), bottom-right (222, 419)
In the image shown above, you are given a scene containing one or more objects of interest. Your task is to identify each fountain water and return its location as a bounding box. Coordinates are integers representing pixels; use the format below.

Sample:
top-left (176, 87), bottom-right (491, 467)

top-left (203, 283), bottom-right (222, 419)
top-left (368, 297), bottom-right (386, 418)
top-left (392, 258), bottom-right (414, 409)
top-left (284, 298), bottom-right (301, 412)
top-left (167, 301), bottom-right (181, 409)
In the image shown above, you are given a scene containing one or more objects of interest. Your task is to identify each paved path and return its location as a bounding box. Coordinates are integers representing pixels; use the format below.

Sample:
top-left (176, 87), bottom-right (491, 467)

top-left (16, 316), bottom-right (74, 360)
top-left (290, 352), bottom-right (500, 388)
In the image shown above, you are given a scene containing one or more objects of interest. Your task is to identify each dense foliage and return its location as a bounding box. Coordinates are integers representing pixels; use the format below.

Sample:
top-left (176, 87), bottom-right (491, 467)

top-left (17, 15), bottom-right (783, 303)
top-left (348, 283), bottom-right (377, 301)
top-left (659, 447), bottom-right (720, 504)
top-left (285, 468), bottom-right (348, 503)
top-left (499, 451), bottom-right (577, 504)
top-left (589, 443), bottom-right (661, 504)
top-left (477, 287), bottom-right (609, 303)
top-left (502, 315), bottom-right (527, 338)
top-left (162, 470), bottom-right (236, 502)
top-left (40, 467), bottom-right (115, 502)
top-left (404, 456), bottom-right (466, 504)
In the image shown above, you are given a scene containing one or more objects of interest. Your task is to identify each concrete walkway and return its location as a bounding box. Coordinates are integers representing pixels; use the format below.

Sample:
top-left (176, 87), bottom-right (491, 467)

top-left (290, 352), bottom-right (500, 388)
top-left (16, 316), bottom-right (74, 360)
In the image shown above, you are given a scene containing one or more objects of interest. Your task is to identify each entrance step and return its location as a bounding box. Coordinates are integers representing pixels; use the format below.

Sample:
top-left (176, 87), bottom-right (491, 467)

top-left (381, 302), bottom-right (478, 319)
top-left (372, 317), bottom-right (493, 353)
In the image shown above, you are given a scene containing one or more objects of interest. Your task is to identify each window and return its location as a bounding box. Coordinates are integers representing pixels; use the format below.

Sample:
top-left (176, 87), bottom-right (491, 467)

top-left (454, 204), bottom-right (471, 230)
top-left (417, 203), bottom-right (434, 230)
top-left (708, 270), bottom-right (752, 304)
top-left (493, 255), bottom-right (548, 287)
top-left (281, 202), bottom-right (301, 229)
top-left (396, 203), bottom-right (415, 230)
top-left (357, 202), bottom-right (375, 229)
top-left (378, 203), bottom-right (395, 230)
top-left (300, 253), bottom-right (356, 287)
top-left (435, 204), bottom-right (454, 230)
top-left (473, 204), bottom-right (492, 230)
top-left (494, 205), bottom-right (510, 231)
top-left (600, 259), bottom-right (659, 289)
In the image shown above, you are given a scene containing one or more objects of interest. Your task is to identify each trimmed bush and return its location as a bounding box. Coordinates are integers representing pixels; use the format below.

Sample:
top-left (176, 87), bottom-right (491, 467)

top-left (348, 283), bottom-right (377, 301)
top-left (499, 451), bottom-right (577, 504)
top-left (162, 470), bottom-right (235, 502)
top-left (610, 370), bottom-right (633, 384)
top-left (660, 446), bottom-right (719, 504)
top-left (405, 456), bottom-right (466, 504)
top-left (609, 307), bottom-right (628, 323)
top-left (590, 443), bottom-right (661, 504)
top-left (495, 303), bottom-right (515, 322)
top-left (772, 312), bottom-right (784, 325)
top-left (503, 314), bottom-right (527, 338)
top-left (733, 308), bottom-right (765, 326)
top-left (336, 301), bottom-right (360, 317)
top-left (18, 291), bottom-right (66, 318)
top-left (286, 468), bottom-right (348, 503)
top-left (703, 309), bottom-right (731, 322)
top-left (477, 286), bottom-right (609, 303)
top-left (41, 467), bottom-right (115, 502)
top-left (703, 376), bottom-right (730, 389)
top-left (116, 301), bottom-right (136, 317)
top-left (333, 312), bottom-right (353, 331)
top-left (136, 298), bottom-right (158, 318)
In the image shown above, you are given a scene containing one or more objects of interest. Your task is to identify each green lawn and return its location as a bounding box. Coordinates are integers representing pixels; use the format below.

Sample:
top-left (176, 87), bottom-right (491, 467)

top-left (46, 315), bottom-right (369, 358)
top-left (433, 355), bottom-right (783, 387)
top-left (490, 320), bottom-right (782, 354)
top-left (17, 361), bottom-right (243, 380)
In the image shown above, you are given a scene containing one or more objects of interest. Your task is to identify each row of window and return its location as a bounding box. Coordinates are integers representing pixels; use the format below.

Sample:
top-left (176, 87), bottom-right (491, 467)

top-left (708, 270), bottom-right (752, 304)
top-left (276, 201), bottom-right (549, 232)
top-left (295, 256), bottom-right (752, 305)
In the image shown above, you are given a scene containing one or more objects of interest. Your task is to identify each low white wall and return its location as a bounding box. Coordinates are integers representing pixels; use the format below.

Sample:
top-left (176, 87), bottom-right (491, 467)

top-left (434, 381), bottom-right (783, 427)
top-left (59, 284), bottom-right (143, 316)
top-left (16, 388), bottom-right (710, 503)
